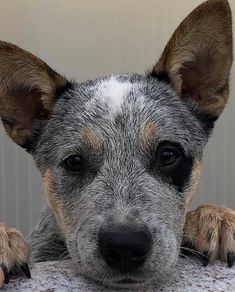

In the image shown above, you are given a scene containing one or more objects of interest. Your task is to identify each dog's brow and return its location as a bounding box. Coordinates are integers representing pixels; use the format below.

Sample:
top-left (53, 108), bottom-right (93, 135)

top-left (140, 122), bottom-right (158, 150)
top-left (80, 127), bottom-right (102, 150)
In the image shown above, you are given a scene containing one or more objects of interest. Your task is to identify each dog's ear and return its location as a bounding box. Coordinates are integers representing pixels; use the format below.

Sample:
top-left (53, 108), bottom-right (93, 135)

top-left (152, 0), bottom-right (233, 122)
top-left (0, 41), bottom-right (69, 150)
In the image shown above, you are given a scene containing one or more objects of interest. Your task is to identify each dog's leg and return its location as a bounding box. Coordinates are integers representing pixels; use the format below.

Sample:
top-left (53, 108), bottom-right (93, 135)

top-left (182, 204), bottom-right (235, 267)
top-left (0, 223), bottom-right (30, 287)
top-left (28, 208), bottom-right (68, 262)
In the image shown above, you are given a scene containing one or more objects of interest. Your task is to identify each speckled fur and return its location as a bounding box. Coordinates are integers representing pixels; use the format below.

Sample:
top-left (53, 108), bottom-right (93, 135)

top-left (0, 0), bottom-right (234, 289)
top-left (29, 74), bottom-right (207, 287)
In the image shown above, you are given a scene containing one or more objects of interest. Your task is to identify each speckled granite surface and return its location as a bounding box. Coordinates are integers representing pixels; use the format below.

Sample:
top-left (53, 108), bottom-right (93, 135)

top-left (2, 258), bottom-right (235, 292)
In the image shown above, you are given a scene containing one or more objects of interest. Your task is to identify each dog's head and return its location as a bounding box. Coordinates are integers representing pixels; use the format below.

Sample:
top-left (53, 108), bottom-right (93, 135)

top-left (0, 0), bottom-right (232, 288)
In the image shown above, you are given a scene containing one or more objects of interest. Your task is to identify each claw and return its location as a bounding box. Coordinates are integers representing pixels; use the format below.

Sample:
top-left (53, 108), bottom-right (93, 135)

top-left (1, 265), bottom-right (9, 284)
top-left (200, 251), bottom-right (209, 267)
top-left (20, 263), bottom-right (31, 279)
top-left (180, 246), bottom-right (192, 257)
top-left (227, 252), bottom-right (235, 268)
top-left (180, 243), bottom-right (210, 266)
top-left (0, 267), bottom-right (4, 288)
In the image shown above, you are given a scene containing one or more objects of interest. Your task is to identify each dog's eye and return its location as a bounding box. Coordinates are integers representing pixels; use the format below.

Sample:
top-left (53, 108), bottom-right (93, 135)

top-left (156, 143), bottom-right (181, 169)
top-left (150, 141), bottom-right (193, 192)
top-left (62, 155), bottom-right (83, 173)
top-left (157, 145), bottom-right (181, 168)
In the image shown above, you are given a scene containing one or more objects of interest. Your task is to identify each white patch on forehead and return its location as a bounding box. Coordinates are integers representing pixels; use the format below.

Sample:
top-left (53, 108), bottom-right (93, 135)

top-left (97, 77), bottom-right (132, 109)
top-left (89, 76), bottom-right (135, 115)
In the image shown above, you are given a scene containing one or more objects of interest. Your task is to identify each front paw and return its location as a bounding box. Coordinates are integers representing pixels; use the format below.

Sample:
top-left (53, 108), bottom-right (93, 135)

top-left (0, 223), bottom-right (31, 288)
top-left (182, 204), bottom-right (235, 267)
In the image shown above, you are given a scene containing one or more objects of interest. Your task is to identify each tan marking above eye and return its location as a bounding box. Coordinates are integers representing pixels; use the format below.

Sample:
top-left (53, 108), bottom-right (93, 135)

top-left (80, 127), bottom-right (102, 150)
top-left (140, 122), bottom-right (158, 150)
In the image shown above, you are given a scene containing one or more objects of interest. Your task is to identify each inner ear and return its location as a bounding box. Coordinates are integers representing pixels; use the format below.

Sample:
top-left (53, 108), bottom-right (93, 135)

top-left (1, 87), bottom-right (51, 148)
top-left (180, 58), bottom-right (210, 102)
top-left (13, 88), bottom-right (50, 119)
top-left (0, 40), bottom-right (70, 150)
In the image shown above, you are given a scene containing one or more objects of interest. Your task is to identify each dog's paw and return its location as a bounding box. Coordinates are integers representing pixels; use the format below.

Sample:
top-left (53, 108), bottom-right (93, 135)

top-left (0, 223), bottom-right (31, 288)
top-left (182, 204), bottom-right (235, 267)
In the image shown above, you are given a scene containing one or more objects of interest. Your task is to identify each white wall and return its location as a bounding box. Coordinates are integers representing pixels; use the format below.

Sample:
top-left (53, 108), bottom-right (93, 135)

top-left (0, 0), bottom-right (235, 235)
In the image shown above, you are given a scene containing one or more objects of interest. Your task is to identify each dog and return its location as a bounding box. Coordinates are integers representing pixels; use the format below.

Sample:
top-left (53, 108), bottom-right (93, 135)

top-left (0, 0), bottom-right (234, 289)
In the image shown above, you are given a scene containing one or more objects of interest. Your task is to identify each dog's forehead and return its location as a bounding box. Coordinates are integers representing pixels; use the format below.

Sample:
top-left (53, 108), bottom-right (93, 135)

top-left (76, 74), bottom-right (146, 118)
top-left (50, 74), bottom-right (207, 157)
top-left (74, 74), bottom-right (172, 121)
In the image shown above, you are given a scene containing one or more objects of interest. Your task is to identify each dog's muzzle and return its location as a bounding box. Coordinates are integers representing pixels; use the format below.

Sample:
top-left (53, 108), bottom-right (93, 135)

top-left (98, 225), bottom-right (152, 273)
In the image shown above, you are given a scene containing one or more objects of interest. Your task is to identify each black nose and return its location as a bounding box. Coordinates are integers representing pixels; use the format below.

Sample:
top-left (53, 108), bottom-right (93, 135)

top-left (99, 225), bottom-right (152, 273)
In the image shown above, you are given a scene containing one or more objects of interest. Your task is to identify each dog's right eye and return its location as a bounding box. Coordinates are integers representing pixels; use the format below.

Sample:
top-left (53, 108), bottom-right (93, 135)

top-left (62, 155), bottom-right (83, 173)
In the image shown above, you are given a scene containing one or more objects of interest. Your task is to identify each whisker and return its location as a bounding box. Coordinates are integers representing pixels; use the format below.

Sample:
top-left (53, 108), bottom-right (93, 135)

top-left (58, 249), bottom-right (70, 260)
top-left (179, 252), bottom-right (198, 265)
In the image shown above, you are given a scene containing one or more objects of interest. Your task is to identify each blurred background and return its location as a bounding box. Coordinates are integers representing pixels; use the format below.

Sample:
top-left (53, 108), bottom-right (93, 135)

top-left (0, 0), bottom-right (234, 235)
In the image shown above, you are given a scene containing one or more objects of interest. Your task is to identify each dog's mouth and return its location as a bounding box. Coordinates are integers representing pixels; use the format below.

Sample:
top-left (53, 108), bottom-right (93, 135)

top-left (100, 276), bottom-right (152, 289)
top-left (116, 278), bottom-right (146, 285)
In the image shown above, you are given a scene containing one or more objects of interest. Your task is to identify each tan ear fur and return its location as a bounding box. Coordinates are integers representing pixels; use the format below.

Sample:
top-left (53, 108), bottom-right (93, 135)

top-left (153, 0), bottom-right (233, 117)
top-left (0, 41), bottom-right (68, 146)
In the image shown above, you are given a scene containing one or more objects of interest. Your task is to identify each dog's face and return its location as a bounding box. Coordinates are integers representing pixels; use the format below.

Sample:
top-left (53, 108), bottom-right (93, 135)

top-left (0, 0), bottom-right (233, 289)
top-left (37, 74), bottom-right (205, 286)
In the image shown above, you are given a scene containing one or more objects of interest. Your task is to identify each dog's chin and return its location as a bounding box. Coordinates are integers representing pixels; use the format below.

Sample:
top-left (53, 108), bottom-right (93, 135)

top-left (78, 264), bottom-right (153, 289)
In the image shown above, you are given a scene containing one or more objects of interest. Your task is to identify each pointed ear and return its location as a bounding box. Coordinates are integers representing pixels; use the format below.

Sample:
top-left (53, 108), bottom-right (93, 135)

top-left (152, 0), bottom-right (233, 120)
top-left (0, 41), bottom-right (70, 150)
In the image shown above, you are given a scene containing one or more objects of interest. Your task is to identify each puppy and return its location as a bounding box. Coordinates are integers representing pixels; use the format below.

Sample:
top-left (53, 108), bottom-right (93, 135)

top-left (0, 0), bottom-right (234, 289)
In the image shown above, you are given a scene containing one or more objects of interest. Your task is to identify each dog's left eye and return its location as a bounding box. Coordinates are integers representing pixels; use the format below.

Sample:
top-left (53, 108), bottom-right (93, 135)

top-left (158, 147), bottom-right (180, 167)
top-left (155, 143), bottom-right (182, 169)
top-left (150, 141), bottom-right (193, 192)
top-left (62, 155), bottom-right (83, 173)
